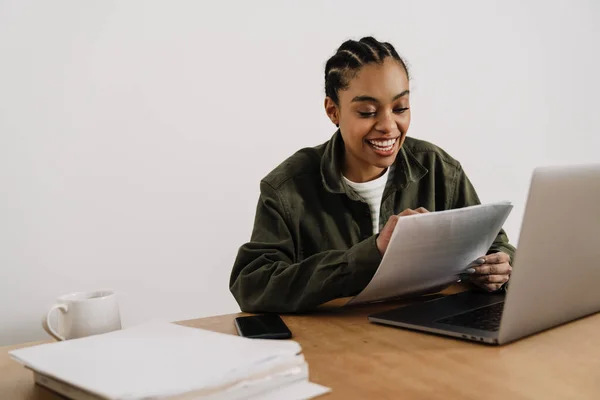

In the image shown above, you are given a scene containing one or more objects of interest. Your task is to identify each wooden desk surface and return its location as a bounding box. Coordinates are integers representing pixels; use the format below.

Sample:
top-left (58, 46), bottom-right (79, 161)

top-left (2, 286), bottom-right (600, 400)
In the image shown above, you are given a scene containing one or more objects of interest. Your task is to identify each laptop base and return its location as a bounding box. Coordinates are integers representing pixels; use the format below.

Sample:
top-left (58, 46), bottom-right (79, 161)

top-left (368, 291), bottom-right (505, 345)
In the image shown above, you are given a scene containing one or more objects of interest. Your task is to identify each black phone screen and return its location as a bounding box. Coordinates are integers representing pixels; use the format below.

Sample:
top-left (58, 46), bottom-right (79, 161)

top-left (234, 314), bottom-right (292, 339)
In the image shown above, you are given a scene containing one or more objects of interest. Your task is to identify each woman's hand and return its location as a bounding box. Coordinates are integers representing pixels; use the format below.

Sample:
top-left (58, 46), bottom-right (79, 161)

top-left (467, 252), bottom-right (512, 292)
top-left (376, 208), bottom-right (429, 255)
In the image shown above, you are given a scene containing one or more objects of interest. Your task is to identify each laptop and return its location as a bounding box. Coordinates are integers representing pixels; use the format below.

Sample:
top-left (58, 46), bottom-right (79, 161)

top-left (368, 164), bottom-right (600, 345)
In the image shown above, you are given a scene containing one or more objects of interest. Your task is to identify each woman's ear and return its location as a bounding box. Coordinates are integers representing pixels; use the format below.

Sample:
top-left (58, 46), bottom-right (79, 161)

top-left (324, 97), bottom-right (340, 127)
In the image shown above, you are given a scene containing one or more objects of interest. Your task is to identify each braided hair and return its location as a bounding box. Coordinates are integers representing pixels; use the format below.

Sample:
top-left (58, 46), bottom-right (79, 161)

top-left (325, 37), bottom-right (409, 105)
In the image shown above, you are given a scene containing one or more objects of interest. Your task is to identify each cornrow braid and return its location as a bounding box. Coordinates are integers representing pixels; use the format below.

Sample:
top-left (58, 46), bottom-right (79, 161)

top-left (325, 36), bottom-right (409, 105)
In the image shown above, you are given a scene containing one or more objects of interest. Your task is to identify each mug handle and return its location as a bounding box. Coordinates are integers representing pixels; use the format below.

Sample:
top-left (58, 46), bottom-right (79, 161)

top-left (42, 304), bottom-right (68, 341)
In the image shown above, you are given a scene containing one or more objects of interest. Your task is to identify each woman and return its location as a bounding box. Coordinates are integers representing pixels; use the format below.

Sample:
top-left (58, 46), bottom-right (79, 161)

top-left (230, 37), bottom-right (515, 313)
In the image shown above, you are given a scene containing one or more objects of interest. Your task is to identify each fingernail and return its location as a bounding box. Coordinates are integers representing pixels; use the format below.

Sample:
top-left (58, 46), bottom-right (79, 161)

top-left (475, 258), bottom-right (485, 265)
top-left (466, 268), bottom-right (476, 274)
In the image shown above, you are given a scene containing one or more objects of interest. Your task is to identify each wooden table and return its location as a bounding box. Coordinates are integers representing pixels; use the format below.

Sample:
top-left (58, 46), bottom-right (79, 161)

top-left (2, 285), bottom-right (600, 399)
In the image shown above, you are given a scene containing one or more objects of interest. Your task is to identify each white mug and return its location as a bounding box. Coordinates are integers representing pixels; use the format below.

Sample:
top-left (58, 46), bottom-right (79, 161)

top-left (42, 290), bottom-right (122, 341)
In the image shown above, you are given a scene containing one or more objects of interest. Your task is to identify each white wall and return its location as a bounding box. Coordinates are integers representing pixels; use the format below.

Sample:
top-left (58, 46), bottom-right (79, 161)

top-left (1, 0), bottom-right (599, 346)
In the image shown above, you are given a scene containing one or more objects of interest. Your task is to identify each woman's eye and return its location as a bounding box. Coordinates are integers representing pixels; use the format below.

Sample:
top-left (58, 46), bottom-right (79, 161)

top-left (358, 111), bottom-right (376, 118)
top-left (394, 107), bottom-right (409, 114)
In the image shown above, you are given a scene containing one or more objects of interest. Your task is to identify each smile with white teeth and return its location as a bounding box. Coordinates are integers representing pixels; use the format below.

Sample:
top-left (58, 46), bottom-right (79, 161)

top-left (367, 138), bottom-right (398, 151)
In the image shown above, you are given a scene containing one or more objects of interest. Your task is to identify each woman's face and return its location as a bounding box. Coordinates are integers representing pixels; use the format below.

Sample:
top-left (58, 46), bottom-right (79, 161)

top-left (325, 58), bottom-right (410, 182)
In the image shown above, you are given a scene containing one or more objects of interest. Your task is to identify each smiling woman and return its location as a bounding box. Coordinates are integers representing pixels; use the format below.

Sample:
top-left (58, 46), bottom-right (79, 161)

top-left (229, 37), bottom-right (516, 313)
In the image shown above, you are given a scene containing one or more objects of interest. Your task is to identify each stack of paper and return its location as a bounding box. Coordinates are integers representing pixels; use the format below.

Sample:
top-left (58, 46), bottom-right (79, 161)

top-left (349, 201), bottom-right (513, 305)
top-left (10, 322), bottom-right (330, 400)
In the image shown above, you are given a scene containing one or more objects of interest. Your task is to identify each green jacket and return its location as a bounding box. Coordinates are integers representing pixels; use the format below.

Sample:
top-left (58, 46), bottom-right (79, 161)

top-left (230, 132), bottom-right (515, 313)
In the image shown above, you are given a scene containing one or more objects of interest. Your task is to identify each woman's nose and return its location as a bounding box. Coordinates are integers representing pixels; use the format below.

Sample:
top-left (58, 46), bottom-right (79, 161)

top-left (375, 111), bottom-right (396, 134)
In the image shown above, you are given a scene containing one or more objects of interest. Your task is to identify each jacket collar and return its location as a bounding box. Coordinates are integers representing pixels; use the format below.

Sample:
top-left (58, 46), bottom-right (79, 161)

top-left (320, 130), bottom-right (428, 197)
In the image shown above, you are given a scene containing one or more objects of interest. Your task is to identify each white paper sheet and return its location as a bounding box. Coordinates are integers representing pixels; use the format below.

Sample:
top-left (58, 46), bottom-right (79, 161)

top-left (10, 322), bottom-right (307, 399)
top-left (248, 381), bottom-right (331, 400)
top-left (348, 202), bottom-right (513, 305)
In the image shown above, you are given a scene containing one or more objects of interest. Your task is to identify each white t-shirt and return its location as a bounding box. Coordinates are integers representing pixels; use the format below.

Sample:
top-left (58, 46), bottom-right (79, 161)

top-left (342, 168), bottom-right (391, 234)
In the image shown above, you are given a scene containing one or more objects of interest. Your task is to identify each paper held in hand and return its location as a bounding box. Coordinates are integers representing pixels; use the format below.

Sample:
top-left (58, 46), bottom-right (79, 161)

top-left (348, 201), bottom-right (513, 305)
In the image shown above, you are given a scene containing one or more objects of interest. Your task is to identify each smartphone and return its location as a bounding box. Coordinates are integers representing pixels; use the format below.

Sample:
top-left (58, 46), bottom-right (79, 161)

top-left (234, 314), bottom-right (292, 339)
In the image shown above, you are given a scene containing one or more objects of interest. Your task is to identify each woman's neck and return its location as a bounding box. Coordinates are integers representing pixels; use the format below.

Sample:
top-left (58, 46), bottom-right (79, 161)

top-left (343, 157), bottom-right (387, 183)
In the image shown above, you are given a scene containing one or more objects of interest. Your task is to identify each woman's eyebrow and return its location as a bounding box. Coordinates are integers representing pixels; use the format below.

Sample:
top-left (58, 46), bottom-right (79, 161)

top-left (351, 90), bottom-right (410, 104)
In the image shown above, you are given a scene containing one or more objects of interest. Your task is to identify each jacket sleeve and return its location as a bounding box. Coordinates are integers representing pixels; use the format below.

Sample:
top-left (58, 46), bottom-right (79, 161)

top-left (229, 181), bottom-right (382, 313)
top-left (451, 164), bottom-right (516, 263)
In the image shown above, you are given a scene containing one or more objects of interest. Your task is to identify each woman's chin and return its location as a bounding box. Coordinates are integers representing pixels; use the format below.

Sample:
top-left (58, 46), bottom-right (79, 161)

top-left (369, 152), bottom-right (398, 169)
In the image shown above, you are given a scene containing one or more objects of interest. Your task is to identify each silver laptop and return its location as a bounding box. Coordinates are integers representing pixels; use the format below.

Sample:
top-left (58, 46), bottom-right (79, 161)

top-left (369, 164), bottom-right (600, 345)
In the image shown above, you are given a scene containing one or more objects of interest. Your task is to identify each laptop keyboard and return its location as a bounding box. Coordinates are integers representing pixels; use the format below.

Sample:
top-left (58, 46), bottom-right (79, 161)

top-left (436, 302), bottom-right (504, 332)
